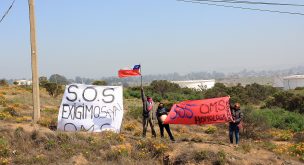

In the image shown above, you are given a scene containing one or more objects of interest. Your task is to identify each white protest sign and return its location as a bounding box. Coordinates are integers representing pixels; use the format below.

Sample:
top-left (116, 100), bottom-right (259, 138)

top-left (57, 84), bottom-right (123, 133)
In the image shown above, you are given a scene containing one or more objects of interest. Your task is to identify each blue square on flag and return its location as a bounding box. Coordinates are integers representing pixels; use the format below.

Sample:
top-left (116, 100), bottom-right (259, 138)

top-left (133, 65), bottom-right (141, 70)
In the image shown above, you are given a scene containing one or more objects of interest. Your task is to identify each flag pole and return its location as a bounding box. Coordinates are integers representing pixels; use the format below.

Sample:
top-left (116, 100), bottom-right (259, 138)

top-left (141, 75), bottom-right (143, 88)
top-left (140, 64), bottom-right (143, 88)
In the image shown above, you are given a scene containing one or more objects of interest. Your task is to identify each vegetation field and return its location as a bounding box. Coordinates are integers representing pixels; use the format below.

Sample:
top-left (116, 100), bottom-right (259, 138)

top-left (0, 80), bottom-right (304, 165)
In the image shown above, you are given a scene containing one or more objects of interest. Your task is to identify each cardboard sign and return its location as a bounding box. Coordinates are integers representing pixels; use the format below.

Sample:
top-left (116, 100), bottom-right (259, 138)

top-left (163, 97), bottom-right (232, 125)
top-left (57, 84), bottom-right (123, 133)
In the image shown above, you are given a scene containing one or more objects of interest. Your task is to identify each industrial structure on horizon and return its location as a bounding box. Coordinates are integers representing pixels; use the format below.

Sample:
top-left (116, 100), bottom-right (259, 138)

top-left (283, 75), bottom-right (304, 90)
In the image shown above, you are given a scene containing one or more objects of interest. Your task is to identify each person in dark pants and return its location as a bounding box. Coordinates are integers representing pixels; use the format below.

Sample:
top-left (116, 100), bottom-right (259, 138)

top-left (229, 103), bottom-right (243, 146)
top-left (156, 103), bottom-right (175, 141)
top-left (141, 87), bottom-right (156, 138)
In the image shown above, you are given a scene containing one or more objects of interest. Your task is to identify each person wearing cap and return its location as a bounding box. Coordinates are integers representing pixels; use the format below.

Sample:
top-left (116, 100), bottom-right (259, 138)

top-left (229, 102), bottom-right (243, 146)
top-left (141, 87), bottom-right (156, 138)
top-left (156, 103), bottom-right (175, 141)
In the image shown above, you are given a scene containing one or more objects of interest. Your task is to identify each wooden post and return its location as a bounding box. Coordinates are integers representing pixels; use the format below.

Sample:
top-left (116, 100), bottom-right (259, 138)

top-left (28, 0), bottom-right (40, 123)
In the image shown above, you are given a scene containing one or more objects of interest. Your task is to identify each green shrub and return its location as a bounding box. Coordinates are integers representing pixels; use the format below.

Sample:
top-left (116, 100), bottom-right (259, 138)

top-left (204, 125), bottom-right (217, 134)
top-left (136, 138), bottom-right (168, 157)
top-left (193, 150), bottom-right (210, 162)
top-left (265, 91), bottom-right (304, 113)
top-left (295, 87), bottom-right (304, 90)
top-left (128, 89), bottom-right (141, 99)
top-left (127, 106), bottom-right (142, 120)
top-left (294, 132), bottom-right (304, 143)
top-left (173, 149), bottom-right (226, 165)
top-left (0, 112), bottom-right (10, 120)
top-left (14, 127), bottom-right (25, 138)
top-left (259, 108), bottom-right (304, 132)
top-left (0, 80), bottom-right (8, 86)
top-left (261, 141), bottom-right (277, 151)
top-left (242, 107), bottom-right (271, 139)
top-left (92, 80), bottom-right (107, 86)
top-left (42, 82), bottom-right (64, 97)
top-left (3, 106), bottom-right (19, 117)
top-left (204, 83), bottom-right (278, 105)
top-left (0, 94), bottom-right (6, 106)
top-left (277, 130), bottom-right (293, 141)
top-left (124, 123), bottom-right (136, 131)
top-left (44, 139), bottom-right (56, 151)
top-left (0, 137), bottom-right (9, 157)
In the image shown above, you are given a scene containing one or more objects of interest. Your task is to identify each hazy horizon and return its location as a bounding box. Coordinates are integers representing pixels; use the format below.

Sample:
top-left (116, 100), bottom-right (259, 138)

top-left (1, 1), bottom-right (304, 79)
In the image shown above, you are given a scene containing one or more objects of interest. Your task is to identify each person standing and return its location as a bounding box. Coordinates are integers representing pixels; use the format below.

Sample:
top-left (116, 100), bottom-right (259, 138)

top-left (229, 103), bottom-right (243, 146)
top-left (141, 87), bottom-right (156, 138)
top-left (156, 103), bottom-right (175, 141)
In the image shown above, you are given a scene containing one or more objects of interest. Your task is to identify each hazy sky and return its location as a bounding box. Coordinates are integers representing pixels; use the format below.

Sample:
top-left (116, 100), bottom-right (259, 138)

top-left (1, 0), bottom-right (304, 79)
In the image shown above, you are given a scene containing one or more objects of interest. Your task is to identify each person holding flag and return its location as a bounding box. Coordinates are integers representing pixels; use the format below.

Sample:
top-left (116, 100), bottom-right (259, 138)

top-left (118, 64), bottom-right (156, 137)
top-left (141, 87), bottom-right (157, 138)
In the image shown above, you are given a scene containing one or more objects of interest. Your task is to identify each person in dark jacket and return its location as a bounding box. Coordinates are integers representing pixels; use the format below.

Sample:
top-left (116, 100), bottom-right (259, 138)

top-left (229, 102), bottom-right (243, 145)
top-left (141, 87), bottom-right (156, 138)
top-left (156, 103), bottom-right (175, 141)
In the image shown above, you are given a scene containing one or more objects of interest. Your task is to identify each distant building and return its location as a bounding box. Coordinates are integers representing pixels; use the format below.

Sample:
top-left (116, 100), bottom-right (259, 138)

top-left (171, 79), bottom-right (215, 90)
top-left (15, 80), bottom-right (32, 86)
top-left (283, 75), bottom-right (304, 90)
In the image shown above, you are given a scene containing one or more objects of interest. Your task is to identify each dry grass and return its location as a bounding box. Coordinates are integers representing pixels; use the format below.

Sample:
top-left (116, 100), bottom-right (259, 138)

top-left (0, 86), bottom-right (304, 164)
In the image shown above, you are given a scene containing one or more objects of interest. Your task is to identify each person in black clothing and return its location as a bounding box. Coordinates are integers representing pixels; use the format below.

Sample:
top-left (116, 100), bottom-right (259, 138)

top-left (141, 87), bottom-right (156, 138)
top-left (156, 103), bottom-right (175, 141)
top-left (229, 102), bottom-right (243, 145)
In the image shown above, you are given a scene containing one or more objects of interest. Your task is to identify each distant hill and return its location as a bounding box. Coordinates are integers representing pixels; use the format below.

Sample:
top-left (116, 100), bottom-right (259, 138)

top-left (3, 66), bottom-right (304, 86)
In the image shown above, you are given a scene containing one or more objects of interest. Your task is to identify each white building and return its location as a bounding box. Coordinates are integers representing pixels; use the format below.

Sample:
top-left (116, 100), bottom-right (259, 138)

top-left (283, 75), bottom-right (304, 90)
top-left (15, 80), bottom-right (32, 86)
top-left (171, 79), bottom-right (215, 90)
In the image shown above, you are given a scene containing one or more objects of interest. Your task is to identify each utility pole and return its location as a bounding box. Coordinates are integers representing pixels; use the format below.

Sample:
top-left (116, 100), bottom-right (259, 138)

top-left (28, 0), bottom-right (40, 123)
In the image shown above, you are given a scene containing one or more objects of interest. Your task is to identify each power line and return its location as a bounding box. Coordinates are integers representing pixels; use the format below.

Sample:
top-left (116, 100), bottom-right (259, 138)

top-left (177, 0), bottom-right (304, 16)
top-left (0, 0), bottom-right (16, 24)
top-left (193, 0), bottom-right (304, 7)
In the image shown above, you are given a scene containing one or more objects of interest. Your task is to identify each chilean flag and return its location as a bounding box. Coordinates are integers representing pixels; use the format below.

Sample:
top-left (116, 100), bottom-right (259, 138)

top-left (118, 65), bottom-right (141, 78)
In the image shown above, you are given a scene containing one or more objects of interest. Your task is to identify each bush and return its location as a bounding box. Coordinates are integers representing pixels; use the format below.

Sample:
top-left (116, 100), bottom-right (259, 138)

top-left (92, 80), bottom-right (107, 86)
top-left (204, 125), bottom-right (217, 134)
top-left (38, 117), bottom-right (57, 128)
top-left (106, 143), bottom-right (132, 161)
top-left (42, 82), bottom-right (64, 97)
top-left (0, 137), bottom-right (9, 157)
top-left (289, 142), bottom-right (304, 158)
top-left (136, 138), bottom-right (168, 157)
top-left (259, 108), bottom-right (304, 132)
top-left (126, 88), bottom-right (141, 99)
top-left (294, 132), bottom-right (304, 143)
top-left (127, 106), bottom-right (142, 120)
top-left (49, 74), bottom-right (68, 85)
top-left (265, 91), bottom-right (304, 113)
top-left (242, 107), bottom-right (271, 139)
top-left (0, 94), bottom-right (6, 106)
top-left (204, 83), bottom-right (278, 105)
top-left (124, 123), bottom-right (136, 131)
top-left (0, 112), bottom-right (10, 120)
top-left (150, 80), bottom-right (181, 98)
top-left (295, 87), bottom-right (304, 90)
top-left (273, 130), bottom-right (294, 141)
top-left (3, 106), bottom-right (19, 117)
top-left (173, 148), bottom-right (226, 165)
top-left (0, 80), bottom-right (8, 86)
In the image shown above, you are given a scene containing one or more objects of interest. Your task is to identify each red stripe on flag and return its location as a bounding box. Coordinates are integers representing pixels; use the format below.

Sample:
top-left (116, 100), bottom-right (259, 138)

top-left (118, 69), bottom-right (141, 78)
